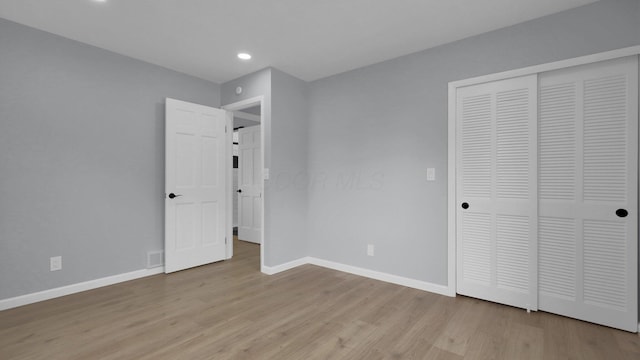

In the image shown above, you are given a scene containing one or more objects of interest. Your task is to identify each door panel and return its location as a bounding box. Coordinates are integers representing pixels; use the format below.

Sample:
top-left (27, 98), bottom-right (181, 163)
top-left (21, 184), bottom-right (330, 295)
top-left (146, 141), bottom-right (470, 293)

top-left (456, 74), bottom-right (538, 311)
top-left (538, 56), bottom-right (638, 332)
top-left (202, 202), bottom-right (220, 246)
top-left (175, 203), bottom-right (196, 250)
top-left (496, 214), bottom-right (530, 292)
top-left (202, 138), bottom-right (220, 187)
top-left (461, 212), bottom-right (491, 285)
top-left (538, 217), bottom-right (576, 300)
top-left (238, 126), bottom-right (262, 244)
top-left (165, 98), bottom-right (228, 273)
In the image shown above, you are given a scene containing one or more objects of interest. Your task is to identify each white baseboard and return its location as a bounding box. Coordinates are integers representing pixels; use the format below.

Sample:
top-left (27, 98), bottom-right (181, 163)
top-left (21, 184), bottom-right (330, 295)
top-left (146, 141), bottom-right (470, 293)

top-left (307, 257), bottom-right (454, 297)
top-left (261, 256), bottom-right (454, 297)
top-left (0, 267), bottom-right (165, 311)
top-left (261, 257), bottom-right (310, 275)
top-left (2, 257), bottom-right (455, 311)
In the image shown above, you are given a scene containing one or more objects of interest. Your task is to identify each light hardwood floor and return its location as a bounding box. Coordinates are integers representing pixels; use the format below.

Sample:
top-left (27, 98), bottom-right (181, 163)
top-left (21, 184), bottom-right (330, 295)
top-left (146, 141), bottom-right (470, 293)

top-left (1, 238), bottom-right (639, 359)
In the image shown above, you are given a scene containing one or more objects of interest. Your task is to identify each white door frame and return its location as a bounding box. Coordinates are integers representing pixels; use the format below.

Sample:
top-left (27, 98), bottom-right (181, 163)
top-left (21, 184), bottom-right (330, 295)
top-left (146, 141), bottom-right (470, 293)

top-left (222, 96), bottom-right (265, 271)
top-left (447, 45), bottom-right (640, 297)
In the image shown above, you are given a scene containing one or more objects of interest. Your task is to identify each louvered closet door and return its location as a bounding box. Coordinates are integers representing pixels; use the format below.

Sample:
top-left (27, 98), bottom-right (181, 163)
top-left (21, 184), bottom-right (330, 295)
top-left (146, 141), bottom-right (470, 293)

top-left (538, 56), bottom-right (638, 332)
top-left (456, 75), bottom-right (538, 310)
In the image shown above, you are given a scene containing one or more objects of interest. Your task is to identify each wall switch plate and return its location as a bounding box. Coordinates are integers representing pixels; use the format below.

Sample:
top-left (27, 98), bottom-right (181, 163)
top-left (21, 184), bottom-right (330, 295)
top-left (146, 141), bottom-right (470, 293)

top-left (367, 244), bottom-right (375, 257)
top-left (50, 256), bottom-right (62, 271)
top-left (264, 168), bottom-right (270, 180)
top-left (427, 168), bottom-right (436, 181)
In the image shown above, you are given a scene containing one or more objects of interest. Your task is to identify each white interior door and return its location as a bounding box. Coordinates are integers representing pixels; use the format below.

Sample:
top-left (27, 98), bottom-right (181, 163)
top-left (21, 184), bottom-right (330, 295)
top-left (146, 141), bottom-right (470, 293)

top-left (165, 98), bottom-right (228, 273)
top-left (237, 126), bottom-right (262, 244)
top-left (538, 56), bottom-right (638, 332)
top-left (456, 74), bottom-right (538, 311)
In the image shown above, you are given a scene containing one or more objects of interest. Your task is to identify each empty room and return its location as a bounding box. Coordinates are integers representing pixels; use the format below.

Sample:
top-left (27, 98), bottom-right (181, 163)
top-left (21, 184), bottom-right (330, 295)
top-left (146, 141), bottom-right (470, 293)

top-left (1, 0), bottom-right (639, 359)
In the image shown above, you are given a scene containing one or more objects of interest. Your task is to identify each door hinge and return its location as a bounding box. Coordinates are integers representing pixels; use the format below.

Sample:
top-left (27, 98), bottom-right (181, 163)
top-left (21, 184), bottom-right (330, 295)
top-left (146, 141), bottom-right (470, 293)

top-left (225, 237), bottom-right (228, 244)
top-left (225, 125), bottom-right (228, 133)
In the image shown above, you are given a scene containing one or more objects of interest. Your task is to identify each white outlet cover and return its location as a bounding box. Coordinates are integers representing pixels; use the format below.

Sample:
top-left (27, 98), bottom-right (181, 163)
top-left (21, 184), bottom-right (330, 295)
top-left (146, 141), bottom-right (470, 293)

top-left (50, 256), bottom-right (62, 271)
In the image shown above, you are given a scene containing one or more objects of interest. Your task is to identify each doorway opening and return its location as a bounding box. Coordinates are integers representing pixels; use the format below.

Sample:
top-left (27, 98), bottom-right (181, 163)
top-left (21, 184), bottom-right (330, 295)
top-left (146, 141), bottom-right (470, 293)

top-left (223, 97), bottom-right (264, 271)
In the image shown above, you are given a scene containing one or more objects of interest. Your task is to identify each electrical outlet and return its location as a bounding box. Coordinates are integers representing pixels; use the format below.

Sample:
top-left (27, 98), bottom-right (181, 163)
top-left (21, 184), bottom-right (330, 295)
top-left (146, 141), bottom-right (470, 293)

top-left (367, 244), bottom-right (375, 257)
top-left (50, 256), bottom-right (62, 271)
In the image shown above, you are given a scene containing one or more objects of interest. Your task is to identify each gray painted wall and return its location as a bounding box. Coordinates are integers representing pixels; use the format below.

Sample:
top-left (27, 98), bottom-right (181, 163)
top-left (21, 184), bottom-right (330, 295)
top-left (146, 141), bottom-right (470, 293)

top-left (306, 0), bottom-right (640, 286)
top-left (269, 69), bottom-right (309, 264)
top-left (221, 68), bottom-right (309, 266)
top-left (0, 18), bottom-right (220, 299)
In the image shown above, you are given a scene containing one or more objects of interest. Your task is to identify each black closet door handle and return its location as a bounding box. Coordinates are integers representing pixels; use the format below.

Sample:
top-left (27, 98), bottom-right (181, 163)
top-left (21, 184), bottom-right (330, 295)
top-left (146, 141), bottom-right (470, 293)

top-left (237, 189), bottom-right (242, 193)
top-left (168, 193), bottom-right (182, 199)
top-left (616, 209), bottom-right (628, 218)
top-left (461, 202), bottom-right (469, 210)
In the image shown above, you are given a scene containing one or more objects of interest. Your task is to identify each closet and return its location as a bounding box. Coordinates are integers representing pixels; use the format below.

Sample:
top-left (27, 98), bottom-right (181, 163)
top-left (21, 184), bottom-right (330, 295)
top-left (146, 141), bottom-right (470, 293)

top-left (453, 54), bottom-right (638, 332)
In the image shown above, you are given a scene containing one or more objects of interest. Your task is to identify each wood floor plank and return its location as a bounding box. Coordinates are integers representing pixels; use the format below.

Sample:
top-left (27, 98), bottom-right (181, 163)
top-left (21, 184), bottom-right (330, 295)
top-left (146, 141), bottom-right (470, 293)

top-left (432, 297), bottom-right (490, 356)
top-left (1, 238), bottom-right (638, 359)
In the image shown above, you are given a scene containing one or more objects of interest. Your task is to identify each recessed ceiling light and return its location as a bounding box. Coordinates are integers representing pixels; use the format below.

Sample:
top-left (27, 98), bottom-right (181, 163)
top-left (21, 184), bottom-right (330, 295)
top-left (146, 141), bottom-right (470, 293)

top-left (237, 53), bottom-right (252, 60)
top-left (93, 0), bottom-right (107, 2)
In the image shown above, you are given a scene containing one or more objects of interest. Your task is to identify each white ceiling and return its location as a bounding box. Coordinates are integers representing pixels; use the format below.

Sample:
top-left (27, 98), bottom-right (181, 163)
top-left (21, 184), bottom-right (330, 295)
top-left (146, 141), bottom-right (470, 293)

top-left (0, 0), bottom-right (597, 83)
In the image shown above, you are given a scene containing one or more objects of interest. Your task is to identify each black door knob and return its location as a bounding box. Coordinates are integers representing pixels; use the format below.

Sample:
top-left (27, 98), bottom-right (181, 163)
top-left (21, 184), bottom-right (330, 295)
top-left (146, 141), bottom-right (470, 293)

top-left (461, 202), bottom-right (469, 209)
top-left (616, 209), bottom-right (628, 218)
top-left (168, 193), bottom-right (182, 199)
top-left (237, 189), bottom-right (242, 193)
